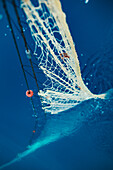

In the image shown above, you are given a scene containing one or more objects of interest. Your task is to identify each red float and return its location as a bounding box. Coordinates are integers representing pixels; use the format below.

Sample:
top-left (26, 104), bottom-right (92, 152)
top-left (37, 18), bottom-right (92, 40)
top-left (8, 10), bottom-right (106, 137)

top-left (26, 90), bottom-right (34, 97)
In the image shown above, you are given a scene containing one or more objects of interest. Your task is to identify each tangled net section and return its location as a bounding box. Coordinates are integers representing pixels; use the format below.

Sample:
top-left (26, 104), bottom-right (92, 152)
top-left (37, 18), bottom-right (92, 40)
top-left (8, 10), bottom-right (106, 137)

top-left (21, 0), bottom-right (94, 114)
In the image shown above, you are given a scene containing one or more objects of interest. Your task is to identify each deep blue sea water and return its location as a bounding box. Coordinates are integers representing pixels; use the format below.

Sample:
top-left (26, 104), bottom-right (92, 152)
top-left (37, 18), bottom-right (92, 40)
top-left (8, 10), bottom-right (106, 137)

top-left (0, 0), bottom-right (113, 170)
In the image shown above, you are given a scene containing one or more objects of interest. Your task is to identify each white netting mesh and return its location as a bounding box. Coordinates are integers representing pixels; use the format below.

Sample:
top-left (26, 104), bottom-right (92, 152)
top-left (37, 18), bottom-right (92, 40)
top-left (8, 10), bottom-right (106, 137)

top-left (21, 0), bottom-right (95, 114)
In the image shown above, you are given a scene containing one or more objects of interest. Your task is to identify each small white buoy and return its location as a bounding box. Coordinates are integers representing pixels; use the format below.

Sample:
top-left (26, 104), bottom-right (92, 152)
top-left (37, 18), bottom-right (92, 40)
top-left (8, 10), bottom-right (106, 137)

top-left (25, 49), bottom-right (32, 59)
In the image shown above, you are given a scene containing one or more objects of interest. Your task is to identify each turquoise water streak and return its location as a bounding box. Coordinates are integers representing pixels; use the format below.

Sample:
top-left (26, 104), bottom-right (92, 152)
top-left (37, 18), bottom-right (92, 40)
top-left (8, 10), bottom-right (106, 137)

top-left (0, 95), bottom-right (113, 169)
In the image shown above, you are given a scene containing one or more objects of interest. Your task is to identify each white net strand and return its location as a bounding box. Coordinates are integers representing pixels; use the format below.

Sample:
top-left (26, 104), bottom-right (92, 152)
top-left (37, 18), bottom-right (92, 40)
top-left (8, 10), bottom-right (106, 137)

top-left (21, 0), bottom-right (105, 114)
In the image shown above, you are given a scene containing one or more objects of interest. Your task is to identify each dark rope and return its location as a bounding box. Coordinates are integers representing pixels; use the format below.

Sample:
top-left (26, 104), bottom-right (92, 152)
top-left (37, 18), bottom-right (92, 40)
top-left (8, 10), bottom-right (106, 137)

top-left (3, 0), bottom-right (46, 145)
top-left (12, 0), bottom-right (46, 144)
top-left (2, 0), bottom-right (37, 118)
top-left (2, 0), bottom-right (29, 89)
top-left (12, 0), bottom-right (40, 92)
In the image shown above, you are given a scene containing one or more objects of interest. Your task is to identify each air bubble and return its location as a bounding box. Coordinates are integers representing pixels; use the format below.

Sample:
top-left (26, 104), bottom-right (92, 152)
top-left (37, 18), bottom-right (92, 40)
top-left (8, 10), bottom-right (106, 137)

top-left (23, 28), bottom-right (25, 32)
top-left (85, 0), bottom-right (89, 4)
top-left (0, 14), bottom-right (3, 20)
top-left (101, 111), bottom-right (104, 114)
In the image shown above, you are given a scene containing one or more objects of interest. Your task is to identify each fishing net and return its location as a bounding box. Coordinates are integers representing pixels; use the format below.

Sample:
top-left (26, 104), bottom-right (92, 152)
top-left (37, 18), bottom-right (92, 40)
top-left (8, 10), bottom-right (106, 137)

top-left (21, 0), bottom-right (96, 114)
